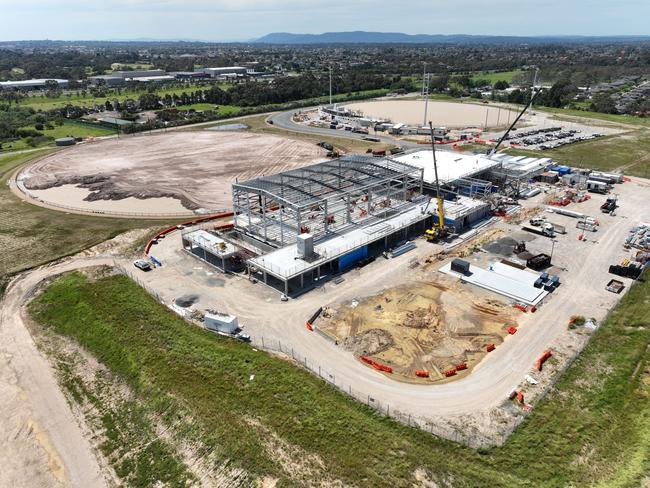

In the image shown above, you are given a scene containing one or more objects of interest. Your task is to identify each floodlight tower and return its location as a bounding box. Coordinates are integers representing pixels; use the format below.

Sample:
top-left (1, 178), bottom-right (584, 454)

top-left (329, 65), bottom-right (333, 105)
top-left (529, 67), bottom-right (540, 114)
top-left (422, 63), bottom-right (431, 127)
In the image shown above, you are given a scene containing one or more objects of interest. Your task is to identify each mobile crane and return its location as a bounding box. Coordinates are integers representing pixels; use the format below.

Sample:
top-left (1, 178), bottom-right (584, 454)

top-left (424, 121), bottom-right (450, 242)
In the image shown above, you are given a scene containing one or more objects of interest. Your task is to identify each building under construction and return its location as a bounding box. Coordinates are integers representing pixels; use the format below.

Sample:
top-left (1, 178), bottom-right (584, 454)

top-left (229, 155), bottom-right (435, 294)
top-left (181, 149), bottom-right (550, 295)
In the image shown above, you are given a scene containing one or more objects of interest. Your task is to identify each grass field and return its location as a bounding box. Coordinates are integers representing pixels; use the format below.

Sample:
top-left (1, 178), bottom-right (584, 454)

top-left (18, 82), bottom-right (233, 111)
top-left (541, 106), bottom-right (650, 128)
top-left (0, 151), bottom-right (166, 280)
top-left (27, 267), bottom-right (650, 487)
top-left (175, 103), bottom-right (242, 114)
top-left (483, 131), bottom-right (650, 178)
top-left (470, 70), bottom-right (526, 84)
top-left (1, 121), bottom-right (116, 152)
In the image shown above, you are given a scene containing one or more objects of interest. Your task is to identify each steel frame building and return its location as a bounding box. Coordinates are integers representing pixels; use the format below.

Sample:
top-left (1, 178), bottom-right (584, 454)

top-left (232, 155), bottom-right (424, 248)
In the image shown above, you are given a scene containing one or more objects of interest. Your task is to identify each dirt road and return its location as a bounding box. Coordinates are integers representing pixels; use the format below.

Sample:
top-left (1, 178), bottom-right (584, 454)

top-left (0, 257), bottom-right (113, 488)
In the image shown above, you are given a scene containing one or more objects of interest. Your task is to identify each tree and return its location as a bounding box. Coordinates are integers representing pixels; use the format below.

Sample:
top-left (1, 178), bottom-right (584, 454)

top-left (590, 93), bottom-right (617, 114)
top-left (493, 80), bottom-right (510, 90)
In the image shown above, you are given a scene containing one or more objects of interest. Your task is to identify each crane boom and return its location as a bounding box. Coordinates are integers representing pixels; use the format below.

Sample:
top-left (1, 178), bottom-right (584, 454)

top-left (428, 122), bottom-right (444, 231)
top-left (489, 87), bottom-right (541, 156)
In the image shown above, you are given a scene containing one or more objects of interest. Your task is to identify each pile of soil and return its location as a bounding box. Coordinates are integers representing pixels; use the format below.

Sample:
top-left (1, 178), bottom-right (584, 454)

top-left (344, 329), bottom-right (394, 356)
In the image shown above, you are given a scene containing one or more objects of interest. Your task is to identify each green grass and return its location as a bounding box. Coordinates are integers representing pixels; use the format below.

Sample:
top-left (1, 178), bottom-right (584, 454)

top-left (27, 268), bottom-right (650, 486)
top-left (18, 82), bottom-right (233, 111)
top-left (1, 121), bottom-right (115, 153)
top-left (540, 106), bottom-right (650, 127)
top-left (495, 131), bottom-right (650, 178)
top-left (39, 121), bottom-right (115, 139)
top-left (176, 103), bottom-right (242, 114)
top-left (470, 70), bottom-right (526, 84)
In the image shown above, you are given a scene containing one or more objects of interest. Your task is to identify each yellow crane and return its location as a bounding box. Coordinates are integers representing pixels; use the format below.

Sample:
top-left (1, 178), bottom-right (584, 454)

top-left (424, 121), bottom-right (449, 242)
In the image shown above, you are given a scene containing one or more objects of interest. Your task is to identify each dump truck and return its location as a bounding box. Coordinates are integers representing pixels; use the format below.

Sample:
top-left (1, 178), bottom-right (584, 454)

top-left (522, 223), bottom-right (555, 237)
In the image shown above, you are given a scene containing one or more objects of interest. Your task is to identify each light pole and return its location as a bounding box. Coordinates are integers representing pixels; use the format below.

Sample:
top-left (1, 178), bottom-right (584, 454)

top-left (550, 238), bottom-right (558, 263)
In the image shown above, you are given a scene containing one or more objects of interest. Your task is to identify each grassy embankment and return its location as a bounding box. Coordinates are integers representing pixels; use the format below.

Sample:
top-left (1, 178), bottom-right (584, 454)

top-left (0, 151), bottom-right (168, 289)
top-left (28, 267), bottom-right (650, 486)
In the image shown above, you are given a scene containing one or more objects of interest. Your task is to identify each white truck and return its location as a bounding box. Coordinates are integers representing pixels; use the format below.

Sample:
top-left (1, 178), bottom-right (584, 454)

top-left (522, 223), bottom-right (555, 237)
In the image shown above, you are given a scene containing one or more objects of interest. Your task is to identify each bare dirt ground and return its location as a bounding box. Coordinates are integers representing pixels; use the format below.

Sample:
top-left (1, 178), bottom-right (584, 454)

top-left (343, 100), bottom-right (518, 128)
top-left (17, 131), bottom-right (327, 214)
top-left (320, 277), bottom-right (521, 383)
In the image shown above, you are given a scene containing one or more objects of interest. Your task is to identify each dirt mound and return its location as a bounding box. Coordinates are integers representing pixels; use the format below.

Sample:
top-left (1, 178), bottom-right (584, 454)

top-left (19, 131), bottom-right (327, 214)
top-left (344, 329), bottom-right (394, 356)
top-left (403, 305), bottom-right (442, 329)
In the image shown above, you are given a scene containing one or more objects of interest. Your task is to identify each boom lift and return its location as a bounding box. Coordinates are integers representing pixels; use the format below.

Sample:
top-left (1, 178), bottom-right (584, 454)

top-left (424, 122), bottom-right (451, 242)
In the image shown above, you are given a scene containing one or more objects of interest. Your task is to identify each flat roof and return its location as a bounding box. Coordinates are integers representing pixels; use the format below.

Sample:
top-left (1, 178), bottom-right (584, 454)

top-left (183, 229), bottom-right (238, 257)
top-left (440, 260), bottom-right (548, 305)
top-left (395, 150), bottom-right (499, 185)
top-left (249, 198), bottom-right (431, 280)
top-left (0, 78), bottom-right (68, 87)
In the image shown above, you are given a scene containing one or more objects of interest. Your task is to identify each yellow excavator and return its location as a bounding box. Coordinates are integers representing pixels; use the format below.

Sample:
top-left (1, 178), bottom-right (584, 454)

top-left (424, 121), bottom-right (450, 242)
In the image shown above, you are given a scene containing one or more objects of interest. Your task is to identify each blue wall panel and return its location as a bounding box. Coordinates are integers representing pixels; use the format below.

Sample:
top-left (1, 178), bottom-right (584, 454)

top-left (339, 246), bottom-right (369, 271)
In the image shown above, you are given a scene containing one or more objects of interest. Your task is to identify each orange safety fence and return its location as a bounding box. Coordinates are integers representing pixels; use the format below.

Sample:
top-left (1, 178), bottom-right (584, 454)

top-left (144, 211), bottom-right (235, 255)
top-left (535, 350), bottom-right (552, 371)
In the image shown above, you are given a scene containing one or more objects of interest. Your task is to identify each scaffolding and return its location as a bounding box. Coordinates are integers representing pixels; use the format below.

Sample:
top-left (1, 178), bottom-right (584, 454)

top-left (232, 155), bottom-right (424, 248)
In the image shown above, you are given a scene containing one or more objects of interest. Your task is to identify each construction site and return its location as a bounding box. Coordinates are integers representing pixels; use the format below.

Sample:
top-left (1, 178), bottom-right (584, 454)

top-left (11, 94), bottom-right (650, 446)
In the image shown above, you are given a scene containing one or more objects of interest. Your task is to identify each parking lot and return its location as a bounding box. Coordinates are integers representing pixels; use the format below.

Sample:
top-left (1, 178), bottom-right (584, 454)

top-left (505, 126), bottom-right (604, 150)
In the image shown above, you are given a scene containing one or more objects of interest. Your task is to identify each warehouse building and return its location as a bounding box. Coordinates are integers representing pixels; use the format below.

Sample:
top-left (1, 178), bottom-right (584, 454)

top-left (0, 78), bottom-right (69, 90)
top-left (202, 66), bottom-right (248, 77)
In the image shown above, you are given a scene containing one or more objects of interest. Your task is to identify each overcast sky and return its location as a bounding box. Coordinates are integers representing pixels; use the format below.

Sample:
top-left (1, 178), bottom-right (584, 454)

top-left (1, 0), bottom-right (648, 41)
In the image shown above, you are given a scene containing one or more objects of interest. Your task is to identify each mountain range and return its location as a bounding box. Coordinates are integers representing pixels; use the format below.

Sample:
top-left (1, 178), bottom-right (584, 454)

top-left (253, 31), bottom-right (650, 45)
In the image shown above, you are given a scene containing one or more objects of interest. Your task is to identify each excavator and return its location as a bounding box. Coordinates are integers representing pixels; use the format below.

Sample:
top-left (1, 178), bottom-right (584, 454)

top-left (424, 121), bottom-right (451, 242)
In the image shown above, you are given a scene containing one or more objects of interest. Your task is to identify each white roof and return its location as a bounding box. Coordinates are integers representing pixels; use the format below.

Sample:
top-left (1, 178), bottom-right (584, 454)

top-left (183, 229), bottom-right (237, 257)
top-left (129, 75), bottom-right (176, 82)
top-left (440, 260), bottom-right (548, 305)
top-left (395, 150), bottom-right (500, 185)
top-left (0, 78), bottom-right (68, 87)
top-left (249, 199), bottom-right (431, 279)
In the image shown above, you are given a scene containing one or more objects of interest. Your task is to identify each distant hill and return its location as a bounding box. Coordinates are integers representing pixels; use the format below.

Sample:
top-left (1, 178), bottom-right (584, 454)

top-left (253, 31), bottom-right (650, 45)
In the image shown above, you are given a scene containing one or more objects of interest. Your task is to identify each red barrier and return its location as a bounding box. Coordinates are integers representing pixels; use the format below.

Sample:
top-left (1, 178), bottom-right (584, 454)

top-left (507, 326), bottom-right (518, 335)
top-left (360, 356), bottom-right (393, 373)
top-left (486, 343), bottom-right (496, 352)
top-left (144, 211), bottom-right (235, 255)
top-left (535, 350), bottom-right (552, 371)
top-left (514, 304), bottom-right (528, 312)
top-left (455, 362), bottom-right (468, 371)
top-left (516, 391), bottom-right (524, 404)
top-left (415, 370), bottom-right (430, 378)
top-left (443, 368), bottom-right (457, 377)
